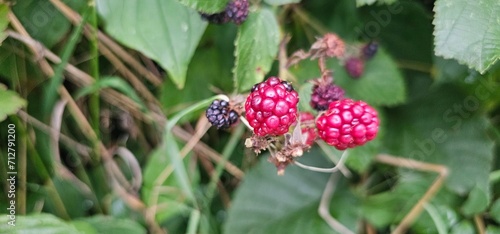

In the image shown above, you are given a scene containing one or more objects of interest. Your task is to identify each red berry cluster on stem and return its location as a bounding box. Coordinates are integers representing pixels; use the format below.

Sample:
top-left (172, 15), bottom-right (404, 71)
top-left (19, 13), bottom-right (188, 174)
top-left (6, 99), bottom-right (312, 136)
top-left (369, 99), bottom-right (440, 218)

top-left (245, 77), bottom-right (299, 136)
top-left (316, 99), bottom-right (379, 150)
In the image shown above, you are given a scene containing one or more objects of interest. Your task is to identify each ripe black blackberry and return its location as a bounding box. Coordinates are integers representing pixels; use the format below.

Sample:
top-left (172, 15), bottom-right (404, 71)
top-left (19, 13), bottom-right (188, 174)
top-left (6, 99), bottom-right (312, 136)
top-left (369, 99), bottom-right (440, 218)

top-left (206, 99), bottom-right (239, 129)
top-left (226, 0), bottom-right (249, 25)
top-left (310, 83), bottom-right (345, 111)
top-left (362, 41), bottom-right (378, 60)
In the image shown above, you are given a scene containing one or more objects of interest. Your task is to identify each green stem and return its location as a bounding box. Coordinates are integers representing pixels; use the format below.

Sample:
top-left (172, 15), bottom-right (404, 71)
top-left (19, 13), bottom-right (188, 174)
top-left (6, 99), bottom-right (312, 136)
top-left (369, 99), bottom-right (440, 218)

top-left (186, 209), bottom-right (201, 234)
top-left (88, 0), bottom-right (100, 140)
top-left (44, 6), bottom-right (91, 117)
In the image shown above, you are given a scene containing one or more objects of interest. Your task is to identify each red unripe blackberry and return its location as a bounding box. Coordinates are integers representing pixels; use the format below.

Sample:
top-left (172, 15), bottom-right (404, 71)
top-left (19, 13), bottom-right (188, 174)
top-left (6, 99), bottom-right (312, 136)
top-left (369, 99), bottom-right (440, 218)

top-left (226, 0), bottom-right (249, 25)
top-left (245, 77), bottom-right (299, 136)
top-left (345, 57), bottom-right (365, 78)
top-left (206, 99), bottom-right (239, 129)
top-left (316, 99), bottom-right (379, 150)
top-left (311, 83), bottom-right (345, 111)
top-left (362, 41), bottom-right (378, 60)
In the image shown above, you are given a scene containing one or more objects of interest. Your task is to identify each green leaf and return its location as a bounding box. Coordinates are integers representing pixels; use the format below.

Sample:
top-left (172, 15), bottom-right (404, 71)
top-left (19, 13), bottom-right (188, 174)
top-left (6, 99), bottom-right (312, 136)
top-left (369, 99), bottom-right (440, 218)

top-left (333, 49), bottom-right (406, 106)
top-left (234, 8), bottom-right (280, 92)
top-left (75, 76), bottom-right (147, 111)
top-left (224, 149), bottom-right (360, 233)
top-left (297, 82), bottom-right (314, 113)
top-left (0, 213), bottom-right (80, 234)
top-left (160, 25), bottom-right (236, 117)
top-left (384, 85), bottom-right (494, 195)
top-left (264, 0), bottom-right (301, 6)
top-left (461, 185), bottom-right (489, 215)
top-left (0, 4), bottom-right (8, 45)
top-left (490, 198), bottom-right (500, 223)
top-left (358, 1), bottom-right (432, 64)
top-left (344, 133), bottom-right (381, 173)
top-left (433, 0), bottom-right (500, 73)
top-left (177, 0), bottom-right (229, 14)
top-left (0, 85), bottom-right (26, 122)
top-left (450, 221), bottom-right (475, 234)
top-left (433, 57), bottom-right (470, 84)
top-left (72, 216), bottom-right (146, 234)
top-left (12, 0), bottom-right (86, 48)
top-left (487, 226), bottom-right (500, 234)
top-left (96, 0), bottom-right (207, 89)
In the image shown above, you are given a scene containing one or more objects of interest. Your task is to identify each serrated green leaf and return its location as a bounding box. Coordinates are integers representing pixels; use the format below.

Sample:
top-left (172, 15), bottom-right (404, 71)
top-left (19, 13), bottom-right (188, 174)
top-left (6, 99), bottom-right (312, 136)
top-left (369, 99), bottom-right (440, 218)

top-left (224, 149), bottom-right (360, 233)
top-left (72, 216), bottom-right (146, 234)
top-left (96, 0), bottom-right (207, 89)
top-left (178, 0), bottom-right (229, 14)
top-left (12, 0), bottom-right (86, 48)
top-left (333, 49), bottom-right (406, 106)
top-left (264, 0), bottom-right (301, 6)
top-left (0, 85), bottom-right (26, 122)
top-left (433, 0), bottom-right (500, 73)
top-left (384, 85), bottom-right (494, 195)
top-left (234, 8), bottom-right (280, 92)
top-left (461, 185), bottom-right (489, 215)
top-left (0, 213), bottom-right (80, 234)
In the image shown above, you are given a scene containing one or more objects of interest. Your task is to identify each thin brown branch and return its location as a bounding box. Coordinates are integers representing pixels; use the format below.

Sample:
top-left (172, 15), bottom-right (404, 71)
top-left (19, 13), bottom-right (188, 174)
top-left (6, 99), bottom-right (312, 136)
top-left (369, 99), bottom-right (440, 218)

top-left (49, 0), bottom-right (163, 86)
top-left (375, 154), bottom-right (449, 234)
top-left (474, 215), bottom-right (486, 234)
top-left (7, 29), bottom-right (244, 182)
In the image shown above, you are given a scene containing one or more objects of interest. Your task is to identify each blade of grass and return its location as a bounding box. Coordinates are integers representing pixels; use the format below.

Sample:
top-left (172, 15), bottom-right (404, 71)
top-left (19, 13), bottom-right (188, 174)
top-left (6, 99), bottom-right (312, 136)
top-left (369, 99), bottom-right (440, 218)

top-left (43, 5), bottom-right (91, 118)
top-left (186, 209), bottom-right (201, 234)
top-left (162, 94), bottom-right (229, 206)
top-left (423, 203), bottom-right (447, 234)
top-left (88, 0), bottom-right (100, 139)
top-left (205, 124), bottom-right (244, 203)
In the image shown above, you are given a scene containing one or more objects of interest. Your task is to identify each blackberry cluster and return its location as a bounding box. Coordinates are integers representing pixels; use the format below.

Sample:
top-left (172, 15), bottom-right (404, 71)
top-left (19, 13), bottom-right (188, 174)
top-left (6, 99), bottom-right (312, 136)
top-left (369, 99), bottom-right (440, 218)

top-left (310, 83), bottom-right (345, 111)
top-left (226, 0), bottom-right (249, 25)
top-left (201, 0), bottom-right (249, 25)
top-left (206, 100), bottom-right (239, 129)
